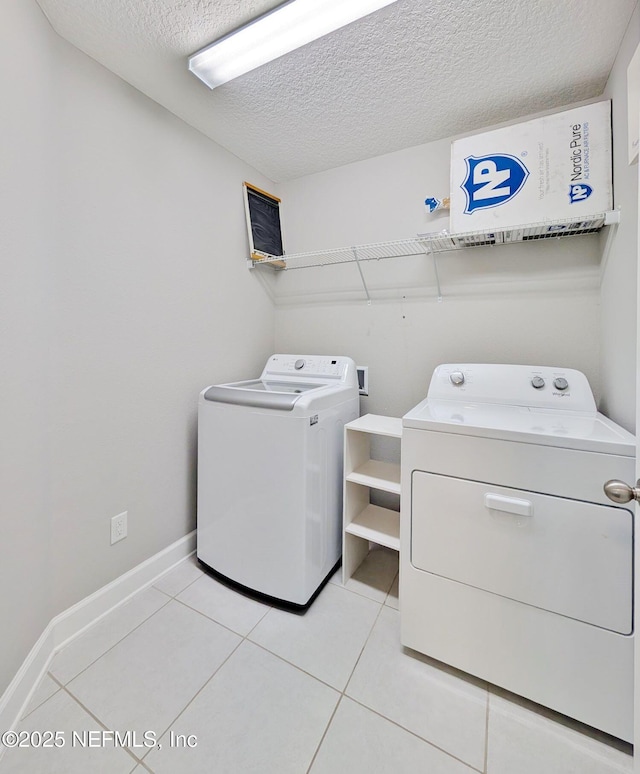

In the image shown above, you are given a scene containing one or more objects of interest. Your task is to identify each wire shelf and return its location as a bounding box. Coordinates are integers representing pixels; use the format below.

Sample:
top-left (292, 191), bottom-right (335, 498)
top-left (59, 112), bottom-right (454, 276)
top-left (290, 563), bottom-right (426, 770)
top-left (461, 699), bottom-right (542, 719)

top-left (248, 211), bottom-right (618, 271)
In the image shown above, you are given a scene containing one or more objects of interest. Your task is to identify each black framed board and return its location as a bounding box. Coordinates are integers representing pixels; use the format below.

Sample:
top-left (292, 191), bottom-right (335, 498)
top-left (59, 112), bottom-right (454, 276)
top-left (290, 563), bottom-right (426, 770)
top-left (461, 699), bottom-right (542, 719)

top-left (243, 182), bottom-right (285, 264)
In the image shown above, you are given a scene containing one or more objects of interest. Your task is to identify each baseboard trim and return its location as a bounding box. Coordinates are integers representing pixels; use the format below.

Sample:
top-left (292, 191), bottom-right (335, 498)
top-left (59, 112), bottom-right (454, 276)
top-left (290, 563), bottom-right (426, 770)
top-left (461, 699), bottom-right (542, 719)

top-left (0, 530), bottom-right (196, 737)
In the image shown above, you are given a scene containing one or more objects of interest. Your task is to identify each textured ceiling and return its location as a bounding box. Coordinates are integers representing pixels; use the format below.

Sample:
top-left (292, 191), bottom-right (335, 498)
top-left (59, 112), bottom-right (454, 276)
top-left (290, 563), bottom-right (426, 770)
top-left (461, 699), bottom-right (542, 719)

top-left (36, 0), bottom-right (636, 182)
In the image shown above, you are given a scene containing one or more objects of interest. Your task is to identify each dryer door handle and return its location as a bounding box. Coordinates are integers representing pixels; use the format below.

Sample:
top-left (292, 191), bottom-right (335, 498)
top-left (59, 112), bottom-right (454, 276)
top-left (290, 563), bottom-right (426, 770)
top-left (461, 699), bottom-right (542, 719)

top-left (484, 493), bottom-right (533, 517)
top-left (604, 479), bottom-right (640, 504)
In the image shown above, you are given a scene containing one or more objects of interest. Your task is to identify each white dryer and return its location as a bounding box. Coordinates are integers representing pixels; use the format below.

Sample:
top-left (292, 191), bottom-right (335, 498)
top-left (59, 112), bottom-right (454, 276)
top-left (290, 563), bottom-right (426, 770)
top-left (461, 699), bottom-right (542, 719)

top-left (197, 354), bottom-right (359, 609)
top-left (401, 364), bottom-right (635, 741)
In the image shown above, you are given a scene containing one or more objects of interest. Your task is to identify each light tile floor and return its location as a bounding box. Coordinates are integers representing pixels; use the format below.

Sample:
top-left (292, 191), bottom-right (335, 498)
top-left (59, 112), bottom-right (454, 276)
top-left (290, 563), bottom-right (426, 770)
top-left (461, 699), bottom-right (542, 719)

top-left (1, 548), bottom-right (633, 773)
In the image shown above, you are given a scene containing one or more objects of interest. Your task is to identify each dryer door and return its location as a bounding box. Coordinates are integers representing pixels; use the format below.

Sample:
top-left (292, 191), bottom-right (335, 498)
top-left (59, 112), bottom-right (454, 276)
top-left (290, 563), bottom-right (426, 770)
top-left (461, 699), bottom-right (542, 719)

top-left (410, 471), bottom-right (633, 634)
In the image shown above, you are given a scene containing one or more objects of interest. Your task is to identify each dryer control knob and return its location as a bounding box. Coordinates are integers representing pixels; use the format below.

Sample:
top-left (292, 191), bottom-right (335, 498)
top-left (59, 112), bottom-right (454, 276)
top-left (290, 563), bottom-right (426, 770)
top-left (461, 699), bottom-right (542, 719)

top-left (294, 359), bottom-right (305, 370)
top-left (449, 371), bottom-right (465, 386)
top-left (553, 377), bottom-right (569, 391)
top-left (531, 376), bottom-right (545, 389)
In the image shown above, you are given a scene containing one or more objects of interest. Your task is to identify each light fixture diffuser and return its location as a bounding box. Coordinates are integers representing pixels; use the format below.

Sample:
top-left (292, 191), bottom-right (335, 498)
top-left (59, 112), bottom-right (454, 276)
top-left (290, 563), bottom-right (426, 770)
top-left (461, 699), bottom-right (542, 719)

top-left (188, 0), bottom-right (399, 89)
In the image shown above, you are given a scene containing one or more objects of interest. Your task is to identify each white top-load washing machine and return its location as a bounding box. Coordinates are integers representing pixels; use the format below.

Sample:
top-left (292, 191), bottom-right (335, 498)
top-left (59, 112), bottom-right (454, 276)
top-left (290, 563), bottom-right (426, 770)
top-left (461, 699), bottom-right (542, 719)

top-left (401, 364), bottom-right (635, 741)
top-left (198, 354), bottom-right (359, 609)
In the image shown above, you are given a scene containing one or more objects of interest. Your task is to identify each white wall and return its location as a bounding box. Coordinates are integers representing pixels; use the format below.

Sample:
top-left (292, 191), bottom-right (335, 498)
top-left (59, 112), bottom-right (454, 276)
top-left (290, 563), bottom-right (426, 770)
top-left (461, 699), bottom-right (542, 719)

top-left (274, 127), bottom-right (602, 423)
top-left (600, 3), bottom-right (640, 433)
top-left (0, 0), bottom-right (275, 693)
top-left (0, 0), bottom-right (54, 700)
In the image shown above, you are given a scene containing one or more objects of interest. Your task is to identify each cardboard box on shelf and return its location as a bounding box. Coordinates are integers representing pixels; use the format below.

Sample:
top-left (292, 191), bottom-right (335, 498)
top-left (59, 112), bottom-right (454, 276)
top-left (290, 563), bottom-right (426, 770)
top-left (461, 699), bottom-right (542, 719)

top-left (450, 101), bottom-right (612, 234)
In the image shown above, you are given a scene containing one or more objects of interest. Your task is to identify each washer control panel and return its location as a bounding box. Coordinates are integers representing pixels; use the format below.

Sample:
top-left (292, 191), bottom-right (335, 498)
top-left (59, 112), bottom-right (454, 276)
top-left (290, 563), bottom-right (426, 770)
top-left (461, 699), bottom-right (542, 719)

top-left (427, 364), bottom-right (596, 412)
top-left (262, 354), bottom-right (355, 382)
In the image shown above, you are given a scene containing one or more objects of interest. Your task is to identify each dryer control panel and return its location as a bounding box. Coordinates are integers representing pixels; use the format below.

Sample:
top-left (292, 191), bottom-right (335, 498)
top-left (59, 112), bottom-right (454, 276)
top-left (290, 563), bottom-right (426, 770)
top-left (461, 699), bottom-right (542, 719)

top-left (427, 364), bottom-right (597, 412)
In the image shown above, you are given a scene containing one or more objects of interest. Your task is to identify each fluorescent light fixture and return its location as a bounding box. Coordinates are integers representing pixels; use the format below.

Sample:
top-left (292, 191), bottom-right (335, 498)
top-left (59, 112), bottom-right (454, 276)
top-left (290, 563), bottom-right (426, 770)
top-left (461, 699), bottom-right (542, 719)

top-left (189, 0), bottom-right (399, 89)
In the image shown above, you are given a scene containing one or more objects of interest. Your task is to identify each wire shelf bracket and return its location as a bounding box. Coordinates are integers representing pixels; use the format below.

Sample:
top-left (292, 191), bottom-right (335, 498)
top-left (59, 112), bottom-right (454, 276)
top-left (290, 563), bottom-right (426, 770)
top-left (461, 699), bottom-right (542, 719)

top-left (420, 244), bottom-right (443, 302)
top-left (352, 246), bottom-right (372, 305)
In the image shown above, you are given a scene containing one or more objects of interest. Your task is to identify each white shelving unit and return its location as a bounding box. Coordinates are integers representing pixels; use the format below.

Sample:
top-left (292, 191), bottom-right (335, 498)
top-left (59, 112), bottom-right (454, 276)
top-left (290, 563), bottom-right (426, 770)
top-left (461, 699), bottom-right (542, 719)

top-left (342, 414), bottom-right (402, 585)
top-left (247, 211), bottom-right (619, 302)
top-left (248, 211), bottom-right (619, 272)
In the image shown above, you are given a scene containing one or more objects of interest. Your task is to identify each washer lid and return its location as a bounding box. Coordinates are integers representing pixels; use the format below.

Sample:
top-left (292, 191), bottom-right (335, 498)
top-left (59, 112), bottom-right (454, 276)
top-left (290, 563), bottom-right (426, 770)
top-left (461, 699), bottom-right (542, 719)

top-left (403, 398), bottom-right (635, 456)
top-left (204, 379), bottom-right (325, 411)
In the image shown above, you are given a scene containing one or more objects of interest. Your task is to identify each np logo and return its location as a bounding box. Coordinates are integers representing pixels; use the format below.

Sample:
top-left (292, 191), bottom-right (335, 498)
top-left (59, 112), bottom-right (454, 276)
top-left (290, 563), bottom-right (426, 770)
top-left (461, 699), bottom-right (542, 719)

top-left (461, 154), bottom-right (529, 213)
top-left (568, 183), bottom-right (593, 203)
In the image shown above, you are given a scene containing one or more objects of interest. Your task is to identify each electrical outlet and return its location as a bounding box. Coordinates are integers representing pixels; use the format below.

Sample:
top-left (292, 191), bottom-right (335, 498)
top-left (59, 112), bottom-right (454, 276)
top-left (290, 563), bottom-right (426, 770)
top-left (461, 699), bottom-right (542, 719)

top-left (111, 511), bottom-right (128, 545)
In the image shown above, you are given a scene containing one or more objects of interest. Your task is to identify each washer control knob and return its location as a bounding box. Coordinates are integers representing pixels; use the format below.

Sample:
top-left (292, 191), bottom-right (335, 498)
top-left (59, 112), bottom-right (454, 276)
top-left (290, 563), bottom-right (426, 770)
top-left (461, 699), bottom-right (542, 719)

top-left (553, 377), bottom-right (569, 391)
top-left (531, 376), bottom-right (545, 390)
top-left (449, 371), bottom-right (465, 386)
top-left (294, 359), bottom-right (305, 370)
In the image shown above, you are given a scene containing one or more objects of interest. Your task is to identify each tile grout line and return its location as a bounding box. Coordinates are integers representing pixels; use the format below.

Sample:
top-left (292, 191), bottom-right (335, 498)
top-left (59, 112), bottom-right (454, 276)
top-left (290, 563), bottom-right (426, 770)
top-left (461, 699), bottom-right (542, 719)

top-left (165, 583), bottom-right (389, 769)
top-left (141, 585), bottom-right (308, 761)
top-left (38, 568), bottom-right (260, 766)
top-left (342, 597), bottom-right (485, 774)
top-left (171, 594), bottom-right (270, 640)
top-left (135, 591), bottom-right (278, 762)
top-left (48, 672), bottom-right (64, 689)
top-left (51, 583), bottom-right (231, 766)
top-left (301, 598), bottom-right (387, 773)
top-left (152, 587), bottom-right (173, 601)
top-left (152, 563), bottom-right (204, 599)
top-left (342, 598), bottom-right (386, 695)
top-left (307, 596), bottom-right (384, 774)
top-left (299, 595), bottom-right (483, 774)
top-left (244, 570), bottom-right (398, 771)
top-left (20, 590), bottom-right (173, 720)
top-left (135, 599), bottom-right (277, 763)
top-left (20, 584), bottom-right (182, 723)
top-left (62, 687), bottom-right (143, 766)
top-left (484, 684), bottom-right (633, 760)
top-left (345, 693), bottom-right (484, 773)
top-left (304, 695), bottom-right (345, 774)
top-left (51, 594), bottom-right (173, 689)
top-left (134, 635), bottom-right (246, 763)
top-left (382, 569), bottom-right (400, 609)
top-left (244, 603), bottom-right (273, 638)
top-left (338, 560), bottom-right (399, 606)
top-left (58, 683), bottom-right (142, 769)
top-left (19, 676), bottom-right (62, 721)
top-left (240, 580), bottom-right (389, 695)
top-left (245, 640), bottom-right (343, 694)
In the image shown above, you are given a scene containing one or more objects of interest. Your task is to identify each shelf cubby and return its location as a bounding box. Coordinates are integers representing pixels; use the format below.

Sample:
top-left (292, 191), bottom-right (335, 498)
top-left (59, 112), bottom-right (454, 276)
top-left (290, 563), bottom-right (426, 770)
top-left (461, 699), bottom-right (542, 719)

top-left (342, 414), bottom-right (402, 585)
